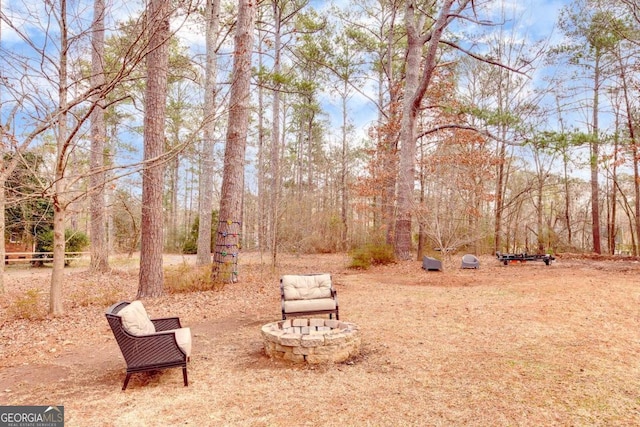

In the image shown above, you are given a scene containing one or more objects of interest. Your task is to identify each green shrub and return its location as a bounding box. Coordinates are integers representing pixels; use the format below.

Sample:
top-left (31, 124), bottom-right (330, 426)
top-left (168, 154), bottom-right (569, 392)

top-left (34, 229), bottom-right (89, 266)
top-left (182, 211), bottom-right (218, 254)
top-left (349, 243), bottom-right (396, 269)
top-left (349, 246), bottom-right (371, 269)
top-left (369, 243), bottom-right (396, 265)
top-left (37, 229), bottom-right (89, 253)
top-left (182, 239), bottom-right (197, 255)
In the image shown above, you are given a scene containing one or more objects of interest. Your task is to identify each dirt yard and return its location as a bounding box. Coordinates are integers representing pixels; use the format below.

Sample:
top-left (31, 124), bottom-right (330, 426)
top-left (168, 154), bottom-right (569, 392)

top-left (0, 252), bottom-right (639, 426)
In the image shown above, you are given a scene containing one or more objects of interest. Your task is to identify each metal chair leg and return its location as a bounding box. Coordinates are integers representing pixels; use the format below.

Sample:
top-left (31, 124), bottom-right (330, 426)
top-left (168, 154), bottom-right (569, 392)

top-left (122, 373), bottom-right (132, 391)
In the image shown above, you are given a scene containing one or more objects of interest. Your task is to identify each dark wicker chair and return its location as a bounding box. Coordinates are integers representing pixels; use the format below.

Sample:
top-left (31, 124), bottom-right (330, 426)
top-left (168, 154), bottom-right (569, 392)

top-left (105, 301), bottom-right (189, 390)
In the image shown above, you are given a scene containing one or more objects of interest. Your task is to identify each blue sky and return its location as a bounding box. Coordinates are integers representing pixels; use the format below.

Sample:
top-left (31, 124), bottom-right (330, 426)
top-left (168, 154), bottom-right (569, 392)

top-left (0, 0), bottom-right (570, 134)
top-left (3, 0), bottom-right (606, 180)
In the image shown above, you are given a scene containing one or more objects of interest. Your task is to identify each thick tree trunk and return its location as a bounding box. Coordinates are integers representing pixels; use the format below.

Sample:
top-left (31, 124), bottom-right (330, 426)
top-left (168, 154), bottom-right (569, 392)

top-left (394, 45), bottom-right (418, 259)
top-left (395, 0), bottom-right (456, 260)
top-left (138, 0), bottom-right (170, 298)
top-left (212, 0), bottom-right (256, 282)
top-left (89, 0), bottom-right (109, 272)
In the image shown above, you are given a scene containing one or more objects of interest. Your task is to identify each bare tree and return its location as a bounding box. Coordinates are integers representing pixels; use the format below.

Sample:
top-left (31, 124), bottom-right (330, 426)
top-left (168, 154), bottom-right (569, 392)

top-left (196, 0), bottom-right (221, 267)
top-left (50, 0), bottom-right (71, 315)
top-left (89, 0), bottom-right (109, 272)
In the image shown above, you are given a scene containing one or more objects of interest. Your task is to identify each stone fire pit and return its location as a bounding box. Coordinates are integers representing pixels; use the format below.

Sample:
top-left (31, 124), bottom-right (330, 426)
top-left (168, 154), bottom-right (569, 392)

top-left (262, 318), bottom-right (360, 364)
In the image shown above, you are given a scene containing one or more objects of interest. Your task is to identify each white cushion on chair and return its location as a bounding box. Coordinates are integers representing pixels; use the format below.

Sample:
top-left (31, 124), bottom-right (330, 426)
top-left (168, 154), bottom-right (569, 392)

top-left (118, 300), bottom-right (156, 336)
top-left (282, 274), bottom-right (332, 300)
top-left (284, 298), bottom-right (336, 314)
top-left (171, 327), bottom-right (192, 357)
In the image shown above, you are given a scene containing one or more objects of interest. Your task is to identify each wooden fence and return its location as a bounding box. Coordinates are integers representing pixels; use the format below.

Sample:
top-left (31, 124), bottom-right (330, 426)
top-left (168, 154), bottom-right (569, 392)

top-left (4, 252), bottom-right (90, 264)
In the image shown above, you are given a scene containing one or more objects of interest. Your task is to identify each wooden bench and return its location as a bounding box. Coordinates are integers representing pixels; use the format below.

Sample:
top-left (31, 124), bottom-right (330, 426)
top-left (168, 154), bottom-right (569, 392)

top-left (280, 273), bottom-right (339, 320)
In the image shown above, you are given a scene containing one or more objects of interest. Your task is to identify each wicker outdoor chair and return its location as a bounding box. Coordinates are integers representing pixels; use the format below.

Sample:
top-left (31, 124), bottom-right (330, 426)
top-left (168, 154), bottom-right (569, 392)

top-left (105, 301), bottom-right (191, 390)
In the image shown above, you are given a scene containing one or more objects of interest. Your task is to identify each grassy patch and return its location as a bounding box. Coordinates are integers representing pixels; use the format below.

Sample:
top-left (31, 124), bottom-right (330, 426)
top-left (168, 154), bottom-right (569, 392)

top-left (164, 263), bottom-right (224, 293)
top-left (7, 288), bottom-right (47, 320)
top-left (348, 243), bottom-right (396, 269)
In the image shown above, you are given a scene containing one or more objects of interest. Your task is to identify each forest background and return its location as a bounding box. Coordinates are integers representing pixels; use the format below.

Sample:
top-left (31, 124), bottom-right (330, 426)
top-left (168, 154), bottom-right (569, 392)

top-left (1, 0), bottom-right (640, 315)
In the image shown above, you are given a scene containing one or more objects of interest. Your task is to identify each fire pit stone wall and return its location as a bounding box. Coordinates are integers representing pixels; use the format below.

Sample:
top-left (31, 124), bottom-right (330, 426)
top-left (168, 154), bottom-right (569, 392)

top-left (262, 318), bottom-right (360, 364)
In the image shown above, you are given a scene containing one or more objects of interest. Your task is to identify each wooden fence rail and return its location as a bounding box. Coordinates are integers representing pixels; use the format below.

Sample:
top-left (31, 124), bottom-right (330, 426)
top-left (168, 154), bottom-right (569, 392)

top-left (4, 252), bottom-right (90, 264)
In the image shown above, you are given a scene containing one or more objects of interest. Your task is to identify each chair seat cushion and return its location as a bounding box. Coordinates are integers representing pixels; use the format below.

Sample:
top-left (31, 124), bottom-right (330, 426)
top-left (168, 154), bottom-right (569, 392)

top-left (118, 300), bottom-right (156, 336)
top-left (148, 327), bottom-right (192, 357)
top-left (170, 327), bottom-right (192, 357)
top-left (284, 298), bottom-right (336, 314)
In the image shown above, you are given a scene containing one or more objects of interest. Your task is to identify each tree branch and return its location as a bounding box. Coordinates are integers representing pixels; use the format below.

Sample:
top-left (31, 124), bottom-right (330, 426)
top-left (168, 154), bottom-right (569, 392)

top-left (439, 39), bottom-right (529, 76)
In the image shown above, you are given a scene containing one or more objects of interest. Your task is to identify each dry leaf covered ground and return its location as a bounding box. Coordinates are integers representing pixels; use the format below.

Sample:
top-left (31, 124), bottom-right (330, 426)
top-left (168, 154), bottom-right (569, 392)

top-left (0, 252), bottom-right (639, 426)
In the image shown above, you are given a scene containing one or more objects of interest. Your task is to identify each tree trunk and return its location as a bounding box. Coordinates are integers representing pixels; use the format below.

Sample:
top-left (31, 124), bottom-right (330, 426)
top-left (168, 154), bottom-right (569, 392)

top-left (168, 154), bottom-right (179, 250)
top-left (89, 0), bottom-right (109, 272)
top-left (382, 14), bottom-right (399, 246)
top-left (395, 0), bottom-right (456, 260)
top-left (619, 59), bottom-right (640, 256)
top-left (494, 139), bottom-right (507, 253)
top-left (608, 112), bottom-right (621, 255)
top-left (563, 150), bottom-right (572, 246)
top-left (417, 135), bottom-right (426, 260)
top-left (633, 134), bottom-right (640, 257)
top-left (0, 18), bottom-right (4, 293)
top-left (138, 0), bottom-right (170, 298)
top-left (197, 0), bottom-right (221, 266)
top-left (590, 52), bottom-right (602, 254)
top-left (269, 1), bottom-right (282, 268)
top-left (256, 23), bottom-right (267, 254)
top-left (50, 0), bottom-right (69, 316)
top-left (212, 0), bottom-right (256, 282)
top-left (0, 180), bottom-right (5, 294)
top-left (536, 175), bottom-right (544, 252)
top-left (340, 80), bottom-right (348, 250)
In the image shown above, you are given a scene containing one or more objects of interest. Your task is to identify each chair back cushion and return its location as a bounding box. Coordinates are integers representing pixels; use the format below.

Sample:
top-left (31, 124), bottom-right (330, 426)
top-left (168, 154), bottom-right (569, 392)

top-left (462, 254), bottom-right (478, 263)
top-left (282, 274), bottom-right (332, 300)
top-left (118, 300), bottom-right (156, 336)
